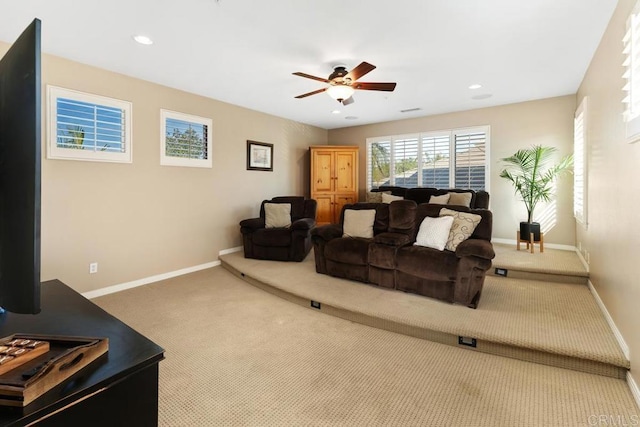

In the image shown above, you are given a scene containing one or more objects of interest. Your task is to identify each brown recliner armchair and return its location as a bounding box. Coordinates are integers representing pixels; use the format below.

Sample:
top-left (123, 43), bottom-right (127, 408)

top-left (240, 196), bottom-right (317, 262)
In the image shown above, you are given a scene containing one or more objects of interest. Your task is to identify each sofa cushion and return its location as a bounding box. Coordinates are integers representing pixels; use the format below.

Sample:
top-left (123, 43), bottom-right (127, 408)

top-left (448, 192), bottom-right (473, 207)
top-left (429, 194), bottom-right (450, 204)
top-left (325, 238), bottom-right (370, 266)
top-left (343, 209), bottom-right (376, 238)
top-left (382, 193), bottom-right (404, 203)
top-left (414, 216), bottom-right (454, 251)
top-left (264, 203), bottom-right (291, 228)
top-left (439, 208), bottom-right (482, 251)
top-left (252, 228), bottom-right (292, 246)
top-left (396, 245), bottom-right (459, 279)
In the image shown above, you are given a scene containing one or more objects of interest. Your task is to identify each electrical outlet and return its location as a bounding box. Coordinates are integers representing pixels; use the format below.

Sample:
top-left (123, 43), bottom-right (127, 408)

top-left (89, 262), bottom-right (98, 274)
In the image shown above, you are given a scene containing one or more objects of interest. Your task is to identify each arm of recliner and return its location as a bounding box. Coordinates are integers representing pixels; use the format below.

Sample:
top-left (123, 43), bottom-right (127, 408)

top-left (311, 224), bottom-right (343, 241)
top-left (239, 217), bottom-right (265, 231)
top-left (455, 239), bottom-right (495, 260)
top-left (291, 218), bottom-right (315, 231)
top-left (373, 232), bottom-right (412, 247)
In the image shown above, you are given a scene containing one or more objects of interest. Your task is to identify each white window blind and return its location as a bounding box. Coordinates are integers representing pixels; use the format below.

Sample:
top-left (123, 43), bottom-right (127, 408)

top-left (421, 133), bottom-right (450, 188)
top-left (454, 130), bottom-right (486, 191)
top-left (47, 86), bottom-right (132, 163)
top-left (392, 136), bottom-right (419, 187)
top-left (623, 3), bottom-right (640, 142)
top-left (366, 126), bottom-right (489, 191)
top-left (160, 110), bottom-right (212, 168)
top-left (574, 98), bottom-right (587, 226)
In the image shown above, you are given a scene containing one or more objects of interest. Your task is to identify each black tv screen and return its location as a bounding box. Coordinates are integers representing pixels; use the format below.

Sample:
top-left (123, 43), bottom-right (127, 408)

top-left (0, 18), bottom-right (42, 314)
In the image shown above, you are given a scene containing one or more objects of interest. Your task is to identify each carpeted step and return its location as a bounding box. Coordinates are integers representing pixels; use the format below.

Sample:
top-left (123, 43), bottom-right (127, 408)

top-left (221, 251), bottom-right (628, 379)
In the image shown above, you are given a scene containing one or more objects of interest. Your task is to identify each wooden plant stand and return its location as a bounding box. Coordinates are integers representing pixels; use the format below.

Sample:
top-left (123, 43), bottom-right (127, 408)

top-left (517, 230), bottom-right (544, 253)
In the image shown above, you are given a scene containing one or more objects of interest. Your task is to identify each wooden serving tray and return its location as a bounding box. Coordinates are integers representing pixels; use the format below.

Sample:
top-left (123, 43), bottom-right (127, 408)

top-left (0, 334), bottom-right (109, 407)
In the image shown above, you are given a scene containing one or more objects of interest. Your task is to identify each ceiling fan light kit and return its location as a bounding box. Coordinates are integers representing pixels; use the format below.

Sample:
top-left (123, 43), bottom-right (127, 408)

top-left (327, 84), bottom-right (355, 102)
top-left (293, 61), bottom-right (396, 106)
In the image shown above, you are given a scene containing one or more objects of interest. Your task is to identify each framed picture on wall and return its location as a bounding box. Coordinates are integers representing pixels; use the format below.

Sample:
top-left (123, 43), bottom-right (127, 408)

top-left (246, 140), bottom-right (273, 171)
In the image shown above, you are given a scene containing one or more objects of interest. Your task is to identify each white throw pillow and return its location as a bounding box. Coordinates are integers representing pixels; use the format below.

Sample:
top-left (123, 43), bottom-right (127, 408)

top-left (342, 209), bottom-right (376, 238)
top-left (264, 203), bottom-right (292, 228)
top-left (429, 194), bottom-right (450, 204)
top-left (382, 193), bottom-right (404, 204)
top-left (439, 208), bottom-right (482, 251)
top-left (414, 216), bottom-right (455, 251)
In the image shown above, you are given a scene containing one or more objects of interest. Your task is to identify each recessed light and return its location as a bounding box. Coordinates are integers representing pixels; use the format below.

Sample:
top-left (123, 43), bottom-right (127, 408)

top-left (133, 35), bottom-right (153, 45)
top-left (468, 84), bottom-right (482, 90)
top-left (331, 110), bottom-right (341, 114)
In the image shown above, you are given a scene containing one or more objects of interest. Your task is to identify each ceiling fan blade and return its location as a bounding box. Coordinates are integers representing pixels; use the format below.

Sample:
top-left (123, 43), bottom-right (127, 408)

top-left (345, 62), bottom-right (376, 81)
top-left (342, 96), bottom-right (355, 106)
top-left (353, 82), bottom-right (397, 92)
top-left (295, 87), bottom-right (327, 99)
top-left (292, 72), bottom-right (330, 83)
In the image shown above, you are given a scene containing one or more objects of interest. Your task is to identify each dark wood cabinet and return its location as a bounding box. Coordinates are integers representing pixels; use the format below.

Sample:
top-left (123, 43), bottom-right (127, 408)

top-left (0, 280), bottom-right (164, 426)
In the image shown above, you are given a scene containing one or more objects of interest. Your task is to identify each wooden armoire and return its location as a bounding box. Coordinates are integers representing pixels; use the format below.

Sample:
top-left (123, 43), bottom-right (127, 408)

top-left (310, 145), bottom-right (359, 225)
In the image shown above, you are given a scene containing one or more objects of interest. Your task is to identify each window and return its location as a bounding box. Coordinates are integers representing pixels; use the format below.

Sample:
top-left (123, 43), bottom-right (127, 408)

top-left (47, 86), bottom-right (132, 163)
top-left (367, 126), bottom-right (489, 191)
top-left (574, 98), bottom-right (587, 226)
top-left (623, 2), bottom-right (640, 143)
top-left (160, 110), bottom-right (212, 168)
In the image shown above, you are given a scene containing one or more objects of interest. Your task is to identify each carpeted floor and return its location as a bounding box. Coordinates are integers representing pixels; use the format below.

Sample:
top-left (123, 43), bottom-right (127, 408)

top-left (220, 250), bottom-right (626, 375)
top-left (93, 267), bottom-right (638, 426)
top-left (492, 243), bottom-right (589, 280)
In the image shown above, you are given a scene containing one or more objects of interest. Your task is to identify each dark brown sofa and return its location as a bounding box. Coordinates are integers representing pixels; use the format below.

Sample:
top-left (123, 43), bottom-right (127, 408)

top-left (372, 186), bottom-right (490, 209)
top-left (311, 200), bottom-right (495, 308)
top-left (240, 196), bottom-right (317, 262)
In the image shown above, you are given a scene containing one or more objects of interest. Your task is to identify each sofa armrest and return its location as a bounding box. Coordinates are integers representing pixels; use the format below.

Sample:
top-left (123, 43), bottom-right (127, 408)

top-left (455, 239), bottom-right (495, 260)
top-left (373, 232), bottom-right (412, 247)
top-left (291, 218), bottom-right (315, 231)
top-left (239, 217), bottom-right (265, 230)
top-left (311, 224), bottom-right (343, 241)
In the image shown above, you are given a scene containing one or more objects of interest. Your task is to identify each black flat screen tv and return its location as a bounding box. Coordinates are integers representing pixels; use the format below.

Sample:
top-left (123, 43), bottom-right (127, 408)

top-left (0, 18), bottom-right (42, 314)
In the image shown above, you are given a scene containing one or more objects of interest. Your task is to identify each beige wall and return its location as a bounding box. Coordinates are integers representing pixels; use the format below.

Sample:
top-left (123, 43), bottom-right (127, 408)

top-left (576, 0), bottom-right (640, 386)
top-left (0, 42), bottom-right (327, 293)
top-left (328, 96), bottom-right (576, 245)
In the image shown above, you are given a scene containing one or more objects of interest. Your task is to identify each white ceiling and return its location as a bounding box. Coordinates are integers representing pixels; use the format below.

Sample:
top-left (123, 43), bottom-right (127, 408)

top-left (0, 0), bottom-right (617, 130)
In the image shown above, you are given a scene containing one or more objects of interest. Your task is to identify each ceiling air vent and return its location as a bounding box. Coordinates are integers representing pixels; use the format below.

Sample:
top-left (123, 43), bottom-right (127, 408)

top-left (400, 107), bottom-right (421, 113)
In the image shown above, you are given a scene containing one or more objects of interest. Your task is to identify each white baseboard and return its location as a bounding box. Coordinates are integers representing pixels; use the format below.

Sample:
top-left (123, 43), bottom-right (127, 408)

top-left (491, 238), bottom-right (576, 251)
top-left (628, 371), bottom-right (640, 411)
top-left (82, 261), bottom-right (220, 299)
top-left (575, 248), bottom-right (589, 272)
top-left (82, 246), bottom-right (243, 299)
top-left (219, 246), bottom-right (242, 256)
top-left (587, 279), bottom-right (630, 360)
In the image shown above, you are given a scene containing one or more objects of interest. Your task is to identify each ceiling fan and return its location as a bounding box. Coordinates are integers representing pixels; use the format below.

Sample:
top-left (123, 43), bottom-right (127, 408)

top-left (293, 62), bottom-right (396, 105)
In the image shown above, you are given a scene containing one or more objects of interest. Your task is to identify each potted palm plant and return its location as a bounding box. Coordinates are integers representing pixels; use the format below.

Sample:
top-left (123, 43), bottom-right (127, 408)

top-left (499, 145), bottom-right (573, 242)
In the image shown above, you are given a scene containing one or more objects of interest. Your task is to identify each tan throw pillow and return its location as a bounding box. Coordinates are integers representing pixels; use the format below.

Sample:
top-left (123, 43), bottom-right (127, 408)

top-left (264, 203), bottom-right (292, 228)
top-left (414, 216), bottom-right (455, 251)
top-left (448, 192), bottom-right (473, 207)
top-left (429, 194), bottom-right (450, 204)
top-left (382, 193), bottom-right (404, 204)
top-left (366, 191), bottom-right (384, 203)
top-left (342, 209), bottom-right (376, 238)
top-left (439, 208), bottom-right (482, 251)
